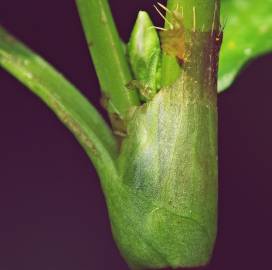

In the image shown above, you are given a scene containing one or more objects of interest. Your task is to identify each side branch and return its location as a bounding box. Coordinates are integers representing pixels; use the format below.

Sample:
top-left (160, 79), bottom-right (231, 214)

top-left (0, 26), bottom-right (118, 178)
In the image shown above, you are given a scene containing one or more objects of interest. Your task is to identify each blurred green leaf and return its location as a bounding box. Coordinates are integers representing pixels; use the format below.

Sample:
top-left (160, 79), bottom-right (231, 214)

top-left (219, 0), bottom-right (272, 91)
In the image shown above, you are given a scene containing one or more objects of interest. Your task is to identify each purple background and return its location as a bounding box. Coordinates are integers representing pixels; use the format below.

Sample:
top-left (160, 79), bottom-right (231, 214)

top-left (0, 1), bottom-right (272, 269)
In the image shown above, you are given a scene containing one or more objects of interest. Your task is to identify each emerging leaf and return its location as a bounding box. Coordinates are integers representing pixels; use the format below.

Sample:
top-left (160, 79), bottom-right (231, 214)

top-left (128, 11), bottom-right (161, 101)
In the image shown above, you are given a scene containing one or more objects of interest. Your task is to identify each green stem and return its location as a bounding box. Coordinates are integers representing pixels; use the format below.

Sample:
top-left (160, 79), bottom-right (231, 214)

top-left (0, 26), bottom-right (118, 179)
top-left (160, 0), bottom-right (182, 87)
top-left (176, 0), bottom-right (221, 262)
top-left (180, 0), bottom-right (221, 101)
top-left (108, 1), bottom-right (222, 268)
top-left (182, 0), bottom-right (220, 31)
top-left (161, 0), bottom-right (220, 88)
top-left (76, 0), bottom-right (140, 125)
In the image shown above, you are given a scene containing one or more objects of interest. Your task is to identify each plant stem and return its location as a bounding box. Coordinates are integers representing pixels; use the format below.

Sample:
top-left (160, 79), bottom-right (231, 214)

top-left (76, 0), bottom-right (140, 126)
top-left (160, 0), bottom-right (182, 87)
top-left (172, 0), bottom-right (221, 263)
top-left (0, 26), bottom-right (118, 178)
top-left (161, 0), bottom-right (221, 89)
top-left (181, 0), bottom-right (221, 102)
top-left (108, 1), bottom-right (222, 268)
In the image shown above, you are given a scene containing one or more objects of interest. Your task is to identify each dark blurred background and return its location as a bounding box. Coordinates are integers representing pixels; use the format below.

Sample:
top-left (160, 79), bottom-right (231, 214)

top-left (0, 1), bottom-right (272, 269)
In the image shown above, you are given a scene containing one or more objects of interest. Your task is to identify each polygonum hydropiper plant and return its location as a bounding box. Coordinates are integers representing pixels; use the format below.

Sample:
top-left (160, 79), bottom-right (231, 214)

top-left (1, 0), bottom-right (271, 269)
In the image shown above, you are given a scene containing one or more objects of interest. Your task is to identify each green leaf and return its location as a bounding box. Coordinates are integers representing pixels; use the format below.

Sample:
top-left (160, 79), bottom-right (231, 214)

top-left (76, 0), bottom-right (140, 120)
top-left (0, 26), bottom-right (118, 179)
top-left (219, 0), bottom-right (272, 91)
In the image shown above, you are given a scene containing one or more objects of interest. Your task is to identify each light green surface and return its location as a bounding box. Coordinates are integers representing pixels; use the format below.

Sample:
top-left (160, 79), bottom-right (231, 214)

top-left (113, 81), bottom-right (218, 269)
top-left (219, 0), bottom-right (272, 91)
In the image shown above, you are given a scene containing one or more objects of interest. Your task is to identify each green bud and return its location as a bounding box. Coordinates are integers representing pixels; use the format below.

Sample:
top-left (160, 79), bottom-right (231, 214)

top-left (128, 11), bottom-right (161, 101)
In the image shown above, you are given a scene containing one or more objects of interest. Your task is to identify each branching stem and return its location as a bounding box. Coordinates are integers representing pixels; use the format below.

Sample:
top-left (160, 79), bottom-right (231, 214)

top-left (76, 0), bottom-right (140, 126)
